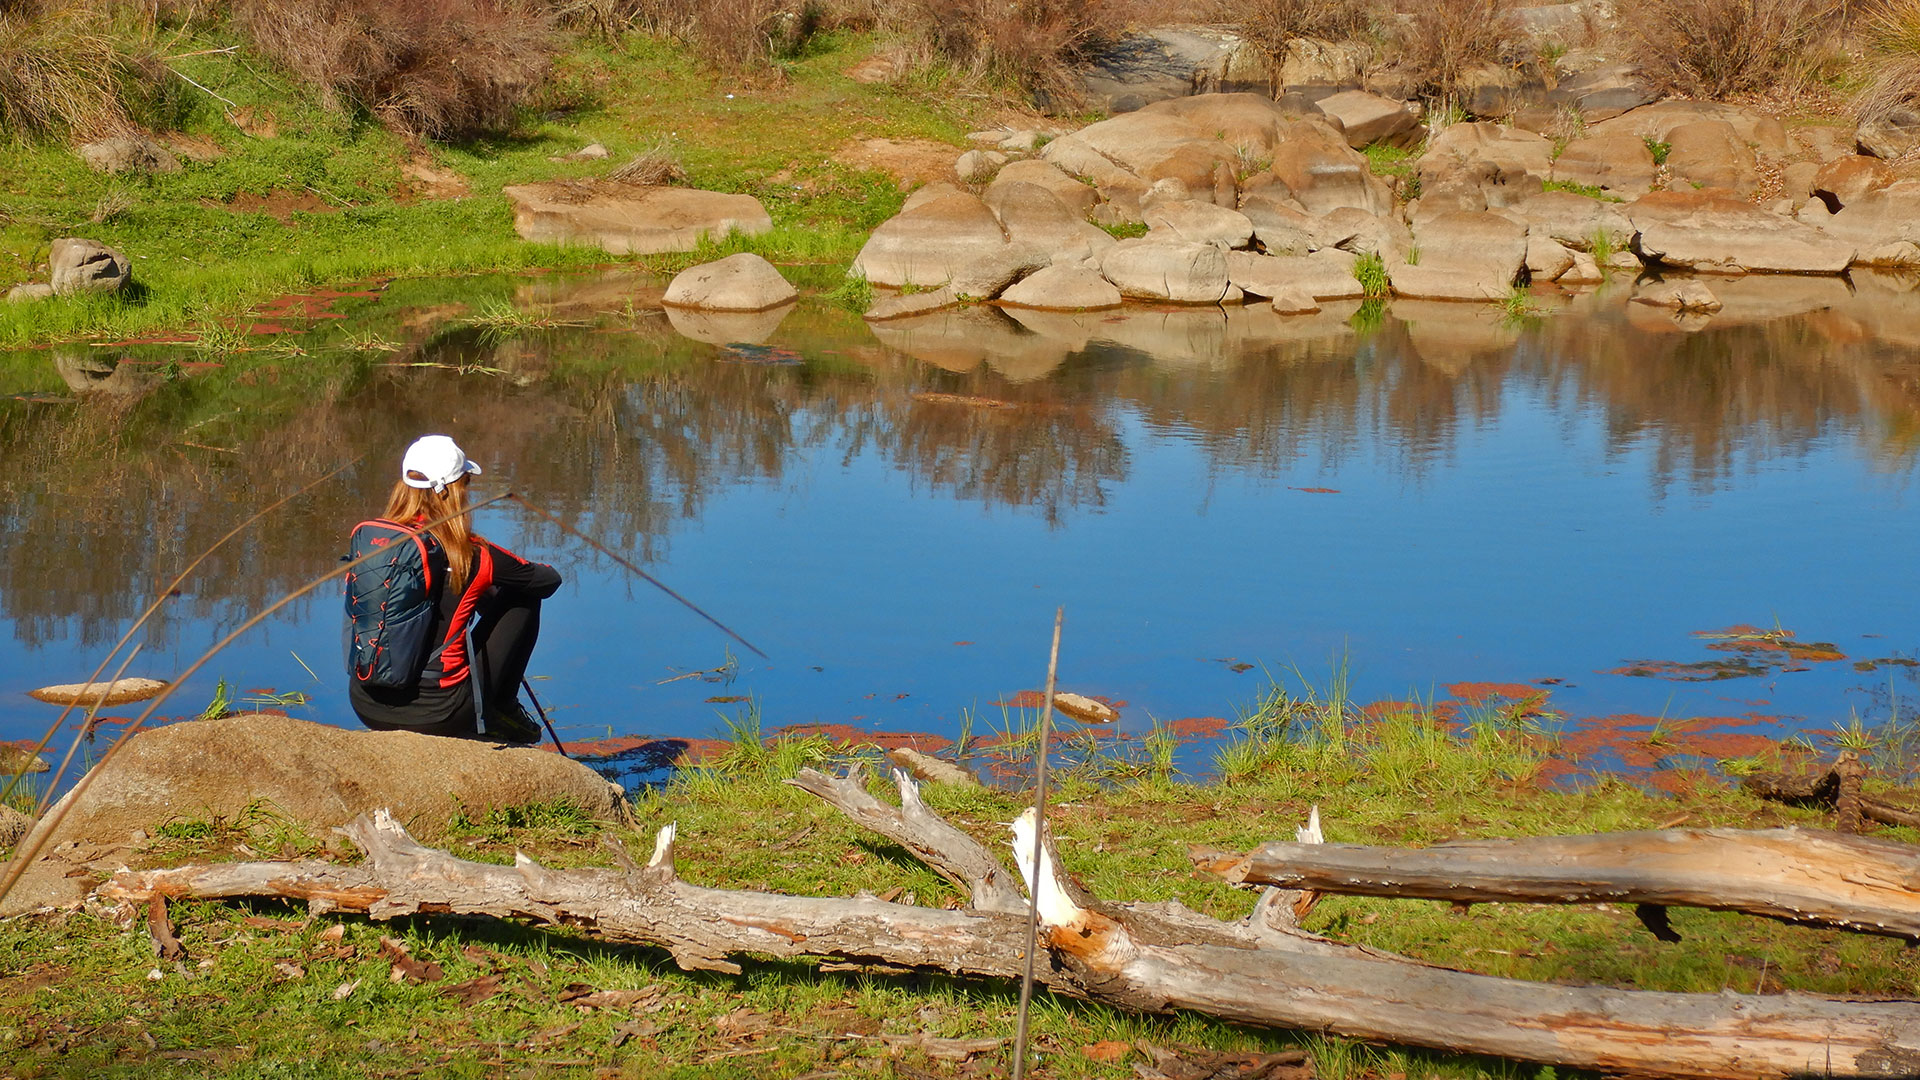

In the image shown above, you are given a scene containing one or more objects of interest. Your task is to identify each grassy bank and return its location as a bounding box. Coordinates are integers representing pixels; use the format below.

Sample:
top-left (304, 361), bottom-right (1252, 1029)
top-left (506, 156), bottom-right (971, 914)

top-left (0, 27), bottom-right (985, 350)
top-left (3, 697), bottom-right (1917, 1079)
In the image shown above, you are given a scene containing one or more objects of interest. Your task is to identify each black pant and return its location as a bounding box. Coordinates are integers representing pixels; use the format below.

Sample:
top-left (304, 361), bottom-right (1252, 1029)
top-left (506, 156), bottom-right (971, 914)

top-left (355, 594), bottom-right (543, 740)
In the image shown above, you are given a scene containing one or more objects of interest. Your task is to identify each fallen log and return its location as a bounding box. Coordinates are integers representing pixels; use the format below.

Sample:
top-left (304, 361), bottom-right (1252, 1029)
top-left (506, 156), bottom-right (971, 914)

top-left (100, 769), bottom-right (1920, 1080)
top-left (1744, 757), bottom-right (1920, 832)
top-left (1196, 828), bottom-right (1920, 939)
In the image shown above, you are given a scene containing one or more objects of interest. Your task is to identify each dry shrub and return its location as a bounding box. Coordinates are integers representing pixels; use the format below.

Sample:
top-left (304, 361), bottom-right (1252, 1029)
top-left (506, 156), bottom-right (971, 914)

top-left (1212, 0), bottom-right (1377, 66)
top-left (1617, 0), bottom-right (1842, 98)
top-left (892, 0), bottom-right (1145, 101)
top-left (1392, 0), bottom-right (1513, 100)
top-left (609, 137), bottom-right (686, 184)
top-left (1858, 0), bottom-right (1920, 122)
top-left (0, 2), bottom-right (133, 138)
top-left (232, 0), bottom-right (556, 138)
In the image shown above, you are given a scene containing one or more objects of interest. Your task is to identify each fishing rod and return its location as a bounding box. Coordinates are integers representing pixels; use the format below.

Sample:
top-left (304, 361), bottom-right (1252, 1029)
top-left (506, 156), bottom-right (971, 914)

top-left (507, 493), bottom-right (768, 661)
top-left (2, 456), bottom-right (362, 814)
top-left (0, 493), bottom-right (518, 909)
top-left (521, 678), bottom-right (567, 759)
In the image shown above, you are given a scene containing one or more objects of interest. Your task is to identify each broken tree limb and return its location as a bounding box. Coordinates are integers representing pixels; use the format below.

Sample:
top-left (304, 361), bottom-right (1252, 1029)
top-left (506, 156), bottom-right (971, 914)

top-left (1199, 827), bottom-right (1920, 938)
top-left (97, 770), bottom-right (1920, 1080)
top-left (1744, 760), bottom-right (1920, 832)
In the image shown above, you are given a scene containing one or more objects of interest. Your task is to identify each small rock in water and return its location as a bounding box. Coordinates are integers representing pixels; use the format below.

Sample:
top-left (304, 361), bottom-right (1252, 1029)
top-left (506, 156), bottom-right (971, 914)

top-left (887, 747), bottom-right (977, 787)
top-left (28, 677), bottom-right (168, 706)
top-left (1052, 693), bottom-right (1119, 724)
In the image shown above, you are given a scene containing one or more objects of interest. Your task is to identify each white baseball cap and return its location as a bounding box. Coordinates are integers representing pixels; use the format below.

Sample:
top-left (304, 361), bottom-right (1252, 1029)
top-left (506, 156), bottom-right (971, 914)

top-left (401, 434), bottom-right (482, 493)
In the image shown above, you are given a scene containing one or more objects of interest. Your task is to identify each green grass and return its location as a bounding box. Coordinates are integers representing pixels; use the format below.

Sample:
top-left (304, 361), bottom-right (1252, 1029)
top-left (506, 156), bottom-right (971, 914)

top-left (1352, 252), bottom-right (1390, 298)
top-left (0, 28), bottom-right (989, 349)
top-left (1644, 137), bottom-right (1673, 165)
top-left (1541, 179), bottom-right (1624, 202)
top-left (1096, 220), bottom-right (1149, 240)
top-left (4, 734), bottom-right (1913, 1080)
top-left (1588, 228), bottom-right (1621, 266)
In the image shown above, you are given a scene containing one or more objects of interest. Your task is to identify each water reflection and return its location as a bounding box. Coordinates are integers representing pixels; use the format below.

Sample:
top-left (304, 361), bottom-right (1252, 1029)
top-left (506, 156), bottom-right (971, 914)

top-left (2, 267), bottom-right (1917, 755)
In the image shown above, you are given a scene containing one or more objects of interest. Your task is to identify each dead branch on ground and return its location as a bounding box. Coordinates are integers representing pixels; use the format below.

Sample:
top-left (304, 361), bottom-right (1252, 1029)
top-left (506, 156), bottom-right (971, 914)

top-left (99, 768), bottom-right (1920, 1080)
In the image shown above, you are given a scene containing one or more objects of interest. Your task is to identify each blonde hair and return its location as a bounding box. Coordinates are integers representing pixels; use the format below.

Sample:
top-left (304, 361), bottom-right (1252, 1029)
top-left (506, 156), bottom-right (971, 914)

top-left (382, 473), bottom-right (476, 594)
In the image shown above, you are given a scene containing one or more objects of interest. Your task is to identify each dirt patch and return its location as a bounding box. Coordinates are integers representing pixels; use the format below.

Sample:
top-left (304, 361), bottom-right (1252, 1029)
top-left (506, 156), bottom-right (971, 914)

top-left (834, 138), bottom-right (959, 187)
top-left (166, 133), bottom-right (224, 163)
top-left (222, 189), bottom-right (337, 225)
top-left (249, 282), bottom-right (387, 323)
top-left (400, 157), bottom-right (471, 201)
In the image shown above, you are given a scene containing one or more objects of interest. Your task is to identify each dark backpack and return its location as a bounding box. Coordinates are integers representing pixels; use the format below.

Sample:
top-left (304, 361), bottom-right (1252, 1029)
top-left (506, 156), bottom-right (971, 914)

top-left (343, 519), bottom-right (447, 688)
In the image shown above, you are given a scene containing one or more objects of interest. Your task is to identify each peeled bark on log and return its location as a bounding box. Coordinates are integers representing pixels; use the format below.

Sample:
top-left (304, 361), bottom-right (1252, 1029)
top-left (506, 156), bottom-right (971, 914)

top-left (1201, 828), bottom-right (1920, 938)
top-left (99, 770), bottom-right (1920, 1080)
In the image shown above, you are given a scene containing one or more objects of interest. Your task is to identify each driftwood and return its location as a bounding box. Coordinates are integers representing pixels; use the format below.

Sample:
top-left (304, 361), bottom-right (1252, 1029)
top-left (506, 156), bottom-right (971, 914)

top-left (1195, 828), bottom-right (1920, 939)
top-left (100, 768), bottom-right (1920, 1080)
top-left (1743, 756), bottom-right (1920, 832)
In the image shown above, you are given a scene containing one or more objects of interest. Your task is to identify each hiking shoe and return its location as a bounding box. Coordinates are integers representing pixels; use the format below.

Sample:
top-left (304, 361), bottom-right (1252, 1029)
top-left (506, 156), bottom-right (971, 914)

top-left (486, 701), bottom-right (544, 745)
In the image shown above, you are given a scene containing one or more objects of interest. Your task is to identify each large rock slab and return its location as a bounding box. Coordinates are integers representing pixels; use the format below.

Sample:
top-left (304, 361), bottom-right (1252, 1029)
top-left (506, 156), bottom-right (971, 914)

top-left (662, 253), bottom-right (796, 311)
top-left (851, 191), bottom-right (1009, 288)
top-left (1314, 90), bottom-right (1419, 149)
top-left (1629, 190), bottom-right (1854, 274)
top-left (1664, 120), bottom-right (1757, 195)
top-left (999, 264), bottom-right (1123, 310)
top-left (1543, 64), bottom-right (1658, 123)
top-left (1391, 211), bottom-right (1528, 301)
top-left (984, 181), bottom-right (1111, 263)
top-left (1858, 105), bottom-right (1920, 160)
top-left (1078, 28), bottom-right (1265, 112)
top-left (503, 182), bottom-right (772, 255)
top-left (1591, 101), bottom-right (1788, 157)
top-left (1266, 120), bottom-right (1393, 215)
top-left (1510, 190), bottom-right (1635, 252)
top-left (1099, 238), bottom-right (1231, 303)
top-left (1550, 134), bottom-right (1656, 196)
top-left (1417, 123), bottom-right (1554, 212)
top-left (1811, 181), bottom-right (1920, 266)
top-left (48, 238), bottom-right (131, 297)
top-left (1811, 156), bottom-right (1894, 212)
top-left (1225, 249), bottom-right (1366, 300)
top-left (2, 714), bottom-right (628, 915)
top-left (1144, 199), bottom-right (1254, 249)
top-left (988, 159), bottom-right (1099, 217)
top-left (1239, 193), bottom-right (1319, 255)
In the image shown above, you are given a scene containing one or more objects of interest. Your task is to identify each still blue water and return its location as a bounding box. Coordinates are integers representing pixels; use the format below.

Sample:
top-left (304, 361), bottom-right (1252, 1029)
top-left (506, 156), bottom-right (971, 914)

top-left (3, 271), bottom-right (1916, 780)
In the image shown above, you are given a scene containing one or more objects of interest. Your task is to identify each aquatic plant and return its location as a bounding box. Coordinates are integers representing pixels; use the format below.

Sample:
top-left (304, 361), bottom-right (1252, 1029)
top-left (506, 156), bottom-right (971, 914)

top-left (824, 269), bottom-right (874, 312)
top-left (1351, 252), bottom-right (1389, 298)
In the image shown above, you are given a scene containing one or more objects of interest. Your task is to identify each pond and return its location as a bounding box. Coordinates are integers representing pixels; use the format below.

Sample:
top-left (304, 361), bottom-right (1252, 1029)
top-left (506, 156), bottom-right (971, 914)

top-left (3, 268), bottom-right (1918, 790)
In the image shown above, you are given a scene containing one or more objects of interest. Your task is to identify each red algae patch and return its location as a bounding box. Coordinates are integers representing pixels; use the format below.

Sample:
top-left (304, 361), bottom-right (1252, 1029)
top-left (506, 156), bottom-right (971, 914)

top-left (250, 283), bottom-right (387, 323)
top-left (1167, 716), bottom-right (1227, 739)
top-left (1288, 487), bottom-right (1341, 494)
top-left (1444, 682), bottom-right (1546, 707)
top-left (771, 722), bottom-right (950, 754)
top-left (1607, 624), bottom-right (1851, 682)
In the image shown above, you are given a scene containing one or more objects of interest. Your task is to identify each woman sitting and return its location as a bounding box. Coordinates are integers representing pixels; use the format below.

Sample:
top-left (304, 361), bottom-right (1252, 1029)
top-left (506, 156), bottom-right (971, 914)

top-left (346, 435), bottom-right (561, 743)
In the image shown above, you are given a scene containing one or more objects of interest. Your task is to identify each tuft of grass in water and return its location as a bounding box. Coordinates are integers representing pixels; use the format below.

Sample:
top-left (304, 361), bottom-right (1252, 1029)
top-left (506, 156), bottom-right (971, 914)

top-left (1588, 228), bottom-right (1620, 265)
top-left (824, 269), bottom-right (874, 312)
top-left (1498, 288), bottom-right (1544, 324)
top-left (1352, 252), bottom-right (1390, 297)
top-left (198, 676), bottom-right (234, 722)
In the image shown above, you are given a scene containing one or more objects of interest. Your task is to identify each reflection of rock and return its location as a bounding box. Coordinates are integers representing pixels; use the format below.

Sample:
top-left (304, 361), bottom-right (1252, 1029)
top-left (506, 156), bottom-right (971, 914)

top-left (52, 348), bottom-right (155, 396)
top-left (1632, 277), bottom-right (1722, 312)
top-left (665, 301), bottom-right (795, 345)
top-left (662, 253), bottom-right (797, 311)
top-left (868, 305), bottom-right (1072, 382)
top-left (502, 181), bottom-right (772, 255)
top-left (1393, 301), bottom-right (1521, 374)
top-left (513, 270), bottom-right (666, 317)
top-left (1692, 275), bottom-right (1854, 326)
